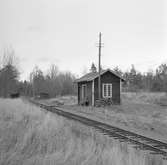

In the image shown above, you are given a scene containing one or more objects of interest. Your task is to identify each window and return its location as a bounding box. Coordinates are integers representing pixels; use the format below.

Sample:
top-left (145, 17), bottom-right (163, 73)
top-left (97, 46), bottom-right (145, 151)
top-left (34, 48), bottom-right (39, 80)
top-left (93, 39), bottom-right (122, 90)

top-left (102, 83), bottom-right (112, 98)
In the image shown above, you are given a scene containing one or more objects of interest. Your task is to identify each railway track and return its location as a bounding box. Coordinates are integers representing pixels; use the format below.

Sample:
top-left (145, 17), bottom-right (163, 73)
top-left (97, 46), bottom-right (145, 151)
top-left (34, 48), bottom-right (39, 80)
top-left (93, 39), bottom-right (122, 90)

top-left (29, 99), bottom-right (167, 159)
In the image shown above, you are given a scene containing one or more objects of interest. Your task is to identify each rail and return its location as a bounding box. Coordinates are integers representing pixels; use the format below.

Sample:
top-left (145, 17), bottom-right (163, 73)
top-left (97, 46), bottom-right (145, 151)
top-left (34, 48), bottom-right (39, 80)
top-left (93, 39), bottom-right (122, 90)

top-left (29, 99), bottom-right (167, 159)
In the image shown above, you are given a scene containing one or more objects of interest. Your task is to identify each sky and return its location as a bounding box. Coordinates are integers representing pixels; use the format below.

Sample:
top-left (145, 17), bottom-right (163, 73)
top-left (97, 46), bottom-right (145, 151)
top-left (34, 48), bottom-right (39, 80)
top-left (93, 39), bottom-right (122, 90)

top-left (0, 0), bottom-right (167, 80)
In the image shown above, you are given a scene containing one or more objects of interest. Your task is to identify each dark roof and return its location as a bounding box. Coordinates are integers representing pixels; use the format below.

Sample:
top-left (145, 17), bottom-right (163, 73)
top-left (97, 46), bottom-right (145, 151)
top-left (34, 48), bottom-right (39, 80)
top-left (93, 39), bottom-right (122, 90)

top-left (75, 69), bottom-right (125, 83)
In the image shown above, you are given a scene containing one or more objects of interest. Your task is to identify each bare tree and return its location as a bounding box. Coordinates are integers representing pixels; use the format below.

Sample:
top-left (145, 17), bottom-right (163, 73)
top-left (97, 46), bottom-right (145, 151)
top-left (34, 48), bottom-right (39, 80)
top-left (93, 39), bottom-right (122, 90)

top-left (47, 64), bottom-right (59, 79)
top-left (30, 66), bottom-right (46, 96)
top-left (1, 47), bottom-right (19, 68)
top-left (29, 64), bottom-right (76, 98)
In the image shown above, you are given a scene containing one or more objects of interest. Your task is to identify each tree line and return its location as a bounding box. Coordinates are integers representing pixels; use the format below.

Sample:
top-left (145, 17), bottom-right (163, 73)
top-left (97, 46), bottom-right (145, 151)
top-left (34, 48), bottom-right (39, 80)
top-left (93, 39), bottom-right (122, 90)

top-left (0, 50), bottom-right (76, 97)
top-left (113, 64), bottom-right (167, 92)
top-left (1, 50), bottom-right (167, 98)
top-left (19, 64), bottom-right (77, 97)
top-left (28, 65), bottom-right (76, 97)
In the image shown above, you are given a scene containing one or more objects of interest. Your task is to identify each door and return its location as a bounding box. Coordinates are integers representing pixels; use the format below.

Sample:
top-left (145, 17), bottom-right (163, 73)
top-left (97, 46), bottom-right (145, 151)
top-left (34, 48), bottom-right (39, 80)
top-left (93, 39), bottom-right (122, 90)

top-left (81, 84), bottom-right (86, 101)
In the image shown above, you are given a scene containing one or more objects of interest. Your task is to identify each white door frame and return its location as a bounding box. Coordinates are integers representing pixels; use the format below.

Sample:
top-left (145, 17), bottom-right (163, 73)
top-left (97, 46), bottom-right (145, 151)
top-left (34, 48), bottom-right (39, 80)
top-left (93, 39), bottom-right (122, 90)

top-left (81, 84), bottom-right (86, 100)
top-left (92, 80), bottom-right (94, 106)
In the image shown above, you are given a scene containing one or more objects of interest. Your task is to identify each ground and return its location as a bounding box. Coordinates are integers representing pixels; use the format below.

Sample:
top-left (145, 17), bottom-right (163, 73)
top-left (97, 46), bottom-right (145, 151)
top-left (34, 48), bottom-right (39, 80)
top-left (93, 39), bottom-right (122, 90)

top-left (1, 98), bottom-right (165, 165)
top-left (40, 92), bottom-right (167, 143)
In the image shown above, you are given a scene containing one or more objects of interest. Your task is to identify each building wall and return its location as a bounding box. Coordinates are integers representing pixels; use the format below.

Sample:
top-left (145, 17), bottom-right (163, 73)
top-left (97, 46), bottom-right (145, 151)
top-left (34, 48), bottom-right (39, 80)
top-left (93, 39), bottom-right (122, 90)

top-left (94, 71), bottom-right (121, 104)
top-left (77, 81), bottom-right (92, 105)
top-left (78, 83), bottom-right (80, 104)
top-left (77, 82), bottom-right (82, 104)
top-left (77, 71), bottom-right (121, 105)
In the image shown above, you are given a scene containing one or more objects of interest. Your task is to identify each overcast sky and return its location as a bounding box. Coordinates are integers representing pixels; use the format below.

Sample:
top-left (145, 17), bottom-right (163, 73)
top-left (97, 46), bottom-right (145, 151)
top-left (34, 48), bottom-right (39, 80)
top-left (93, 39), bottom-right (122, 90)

top-left (0, 0), bottom-right (167, 80)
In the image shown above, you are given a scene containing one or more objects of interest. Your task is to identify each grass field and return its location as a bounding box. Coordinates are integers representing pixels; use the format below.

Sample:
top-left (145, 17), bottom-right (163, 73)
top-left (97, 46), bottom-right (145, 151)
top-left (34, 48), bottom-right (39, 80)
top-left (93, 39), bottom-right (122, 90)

top-left (41, 92), bottom-right (167, 106)
top-left (0, 98), bottom-right (166, 164)
top-left (41, 92), bottom-right (167, 142)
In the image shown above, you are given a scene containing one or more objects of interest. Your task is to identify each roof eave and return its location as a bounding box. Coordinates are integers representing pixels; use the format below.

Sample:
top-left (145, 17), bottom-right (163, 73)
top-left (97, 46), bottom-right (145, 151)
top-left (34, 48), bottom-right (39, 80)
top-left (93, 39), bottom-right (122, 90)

top-left (74, 79), bottom-right (92, 83)
top-left (74, 69), bottom-right (126, 83)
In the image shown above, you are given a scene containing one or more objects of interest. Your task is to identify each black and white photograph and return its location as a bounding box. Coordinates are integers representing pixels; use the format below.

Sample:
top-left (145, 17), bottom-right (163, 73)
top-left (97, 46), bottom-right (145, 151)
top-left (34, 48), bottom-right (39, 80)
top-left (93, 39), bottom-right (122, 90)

top-left (0, 0), bottom-right (167, 164)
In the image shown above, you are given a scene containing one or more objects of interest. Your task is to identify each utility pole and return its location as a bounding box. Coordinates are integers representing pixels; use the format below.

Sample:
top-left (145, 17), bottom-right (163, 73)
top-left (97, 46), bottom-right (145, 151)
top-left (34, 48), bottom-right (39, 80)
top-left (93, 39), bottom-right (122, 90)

top-left (98, 32), bottom-right (102, 100)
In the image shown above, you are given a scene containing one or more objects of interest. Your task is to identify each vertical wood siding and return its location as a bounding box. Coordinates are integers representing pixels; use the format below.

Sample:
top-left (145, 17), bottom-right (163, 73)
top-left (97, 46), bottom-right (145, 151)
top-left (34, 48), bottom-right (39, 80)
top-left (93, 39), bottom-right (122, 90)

top-left (94, 71), bottom-right (121, 104)
top-left (77, 71), bottom-right (121, 105)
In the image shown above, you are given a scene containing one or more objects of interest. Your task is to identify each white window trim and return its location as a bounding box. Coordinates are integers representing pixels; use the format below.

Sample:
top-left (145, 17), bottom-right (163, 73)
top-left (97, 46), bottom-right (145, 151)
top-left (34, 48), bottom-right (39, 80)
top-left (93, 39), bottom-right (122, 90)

top-left (102, 83), bottom-right (112, 98)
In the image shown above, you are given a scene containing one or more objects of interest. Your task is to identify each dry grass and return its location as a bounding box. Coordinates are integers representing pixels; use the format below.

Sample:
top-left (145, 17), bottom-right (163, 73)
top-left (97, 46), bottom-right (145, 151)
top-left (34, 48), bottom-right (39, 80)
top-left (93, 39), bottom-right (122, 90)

top-left (122, 92), bottom-right (167, 105)
top-left (42, 92), bottom-right (167, 106)
top-left (0, 98), bottom-right (166, 165)
top-left (41, 95), bottom-right (77, 106)
top-left (43, 93), bottom-right (167, 142)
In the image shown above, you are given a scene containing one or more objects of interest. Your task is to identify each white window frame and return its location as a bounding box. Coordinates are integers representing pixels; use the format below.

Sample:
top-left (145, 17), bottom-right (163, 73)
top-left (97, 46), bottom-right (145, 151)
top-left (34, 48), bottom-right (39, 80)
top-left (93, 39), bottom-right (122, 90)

top-left (102, 83), bottom-right (112, 98)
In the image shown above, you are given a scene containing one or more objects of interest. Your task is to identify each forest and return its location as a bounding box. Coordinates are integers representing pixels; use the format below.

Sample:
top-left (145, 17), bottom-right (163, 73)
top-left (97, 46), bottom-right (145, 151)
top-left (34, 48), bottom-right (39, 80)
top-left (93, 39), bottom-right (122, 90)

top-left (0, 49), bottom-right (167, 98)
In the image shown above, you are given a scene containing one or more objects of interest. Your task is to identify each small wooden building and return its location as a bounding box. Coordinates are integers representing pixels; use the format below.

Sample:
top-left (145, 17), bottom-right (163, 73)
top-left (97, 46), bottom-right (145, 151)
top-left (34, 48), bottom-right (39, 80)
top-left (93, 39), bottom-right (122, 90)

top-left (75, 68), bottom-right (125, 106)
